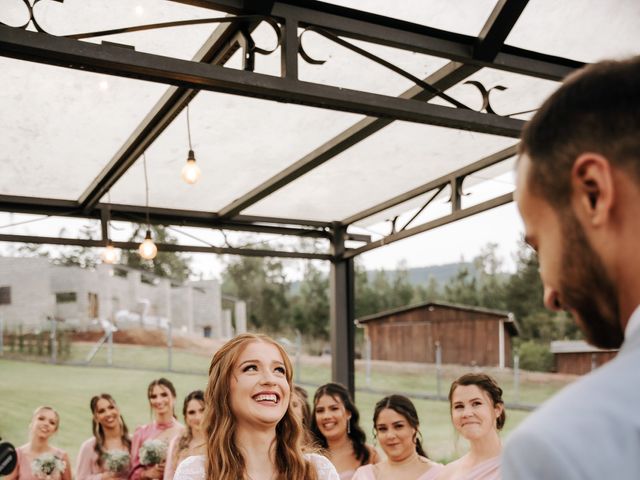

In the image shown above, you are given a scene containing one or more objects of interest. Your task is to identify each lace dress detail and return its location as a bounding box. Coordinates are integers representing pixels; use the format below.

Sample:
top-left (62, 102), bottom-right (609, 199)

top-left (173, 454), bottom-right (339, 480)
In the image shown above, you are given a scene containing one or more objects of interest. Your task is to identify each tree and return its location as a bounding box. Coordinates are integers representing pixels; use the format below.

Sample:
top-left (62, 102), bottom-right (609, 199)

top-left (53, 225), bottom-right (100, 269)
top-left (413, 276), bottom-right (442, 303)
top-left (16, 243), bottom-right (50, 258)
top-left (474, 243), bottom-right (507, 310)
top-left (291, 263), bottom-right (329, 338)
top-left (443, 265), bottom-right (480, 306)
top-left (222, 255), bottom-right (290, 332)
top-left (390, 260), bottom-right (414, 308)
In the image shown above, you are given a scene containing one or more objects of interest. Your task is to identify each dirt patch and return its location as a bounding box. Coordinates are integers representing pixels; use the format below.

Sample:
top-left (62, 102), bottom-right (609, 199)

top-left (71, 328), bottom-right (224, 355)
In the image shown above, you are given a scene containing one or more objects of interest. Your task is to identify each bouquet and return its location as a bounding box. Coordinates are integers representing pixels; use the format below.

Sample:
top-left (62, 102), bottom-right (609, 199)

top-left (31, 453), bottom-right (66, 479)
top-left (103, 450), bottom-right (130, 473)
top-left (138, 439), bottom-right (167, 466)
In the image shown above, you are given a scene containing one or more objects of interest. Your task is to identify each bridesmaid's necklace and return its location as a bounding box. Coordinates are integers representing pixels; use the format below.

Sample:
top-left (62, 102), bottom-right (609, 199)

top-left (387, 452), bottom-right (423, 468)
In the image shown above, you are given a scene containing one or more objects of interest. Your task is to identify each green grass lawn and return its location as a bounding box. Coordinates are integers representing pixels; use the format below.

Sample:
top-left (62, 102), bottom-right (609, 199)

top-left (1, 344), bottom-right (574, 465)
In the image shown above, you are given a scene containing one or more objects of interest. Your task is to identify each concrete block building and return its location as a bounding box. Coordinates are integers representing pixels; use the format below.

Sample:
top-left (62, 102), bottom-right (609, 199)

top-left (0, 257), bottom-right (245, 338)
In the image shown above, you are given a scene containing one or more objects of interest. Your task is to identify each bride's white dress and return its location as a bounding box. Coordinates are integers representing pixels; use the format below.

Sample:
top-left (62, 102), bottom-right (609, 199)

top-left (173, 453), bottom-right (339, 480)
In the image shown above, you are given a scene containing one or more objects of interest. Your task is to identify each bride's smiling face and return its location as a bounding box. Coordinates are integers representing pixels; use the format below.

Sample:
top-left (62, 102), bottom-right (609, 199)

top-left (230, 341), bottom-right (290, 429)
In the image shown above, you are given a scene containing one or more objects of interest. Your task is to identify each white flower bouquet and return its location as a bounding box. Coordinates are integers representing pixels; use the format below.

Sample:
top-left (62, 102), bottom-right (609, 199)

top-left (31, 453), bottom-right (66, 479)
top-left (103, 450), bottom-right (130, 473)
top-left (139, 439), bottom-right (167, 466)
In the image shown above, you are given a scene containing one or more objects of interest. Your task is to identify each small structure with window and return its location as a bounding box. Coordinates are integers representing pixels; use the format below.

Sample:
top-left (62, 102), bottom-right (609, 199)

top-left (357, 301), bottom-right (519, 368)
top-left (550, 340), bottom-right (618, 375)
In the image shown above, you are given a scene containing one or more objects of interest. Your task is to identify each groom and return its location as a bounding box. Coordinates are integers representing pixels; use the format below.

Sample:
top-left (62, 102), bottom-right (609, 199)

top-left (503, 56), bottom-right (640, 478)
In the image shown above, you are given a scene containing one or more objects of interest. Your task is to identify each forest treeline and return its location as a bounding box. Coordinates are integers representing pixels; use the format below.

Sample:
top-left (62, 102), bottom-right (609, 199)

top-left (222, 242), bottom-right (582, 371)
top-left (17, 226), bottom-right (581, 371)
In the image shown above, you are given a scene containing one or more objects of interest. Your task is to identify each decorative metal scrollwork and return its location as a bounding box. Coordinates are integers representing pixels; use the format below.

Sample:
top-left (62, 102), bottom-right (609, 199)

top-left (1, 1), bottom-right (282, 71)
top-left (0, 0), bottom-right (63, 34)
top-left (68, 15), bottom-right (282, 71)
top-left (463, 80), bottom-right (506, 114)
top-left (463, 80), bottom-right (537, 118)
top-left (298, 25), bottom-right (471, 110)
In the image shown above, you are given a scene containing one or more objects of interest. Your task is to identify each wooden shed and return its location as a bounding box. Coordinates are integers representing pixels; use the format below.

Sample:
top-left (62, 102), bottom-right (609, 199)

top-left (356, 301), bottom-right (518, 368)
top-left (550, 340), bottom-right (618, 375)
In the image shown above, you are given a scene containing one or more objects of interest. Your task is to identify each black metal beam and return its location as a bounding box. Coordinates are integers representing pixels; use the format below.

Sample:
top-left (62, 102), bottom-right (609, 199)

top-left (474, 0), bottom-right (529, 61)
top-left (78, 19), bottom-right (251, 212)
top-left (0, 26), bottom-right (525, 137)
top-left (329, 224), bottom-right (356, 396)
top-left (215, 0), bottom-right (529, 219)
top-left (107, 204), bottom-right (331, 238)
top-left (0, 233), bottom-right (332, 260)
top-left (0, 195), bottom-right (331, 238)
top-left (171, 0), bottom-right (582, 81)
top-left (341, 144), bottom-right (518, 226)
top-left (342, 192), bottom-right (514, 259)
top-left (217, 61), bottom-right (479, 218)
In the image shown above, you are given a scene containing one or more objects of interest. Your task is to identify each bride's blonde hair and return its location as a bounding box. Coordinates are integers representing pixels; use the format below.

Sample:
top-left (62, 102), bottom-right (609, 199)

top-left (203, 333), bottom-right (318, 480)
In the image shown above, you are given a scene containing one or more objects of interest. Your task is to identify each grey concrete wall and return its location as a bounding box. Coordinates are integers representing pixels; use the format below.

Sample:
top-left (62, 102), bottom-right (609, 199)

top-left (191, 280), bottom-right (222, 338)
top-left (0, 257), bottom-right (55, 330)
top-left (0, 257), bottom-right (222, 337)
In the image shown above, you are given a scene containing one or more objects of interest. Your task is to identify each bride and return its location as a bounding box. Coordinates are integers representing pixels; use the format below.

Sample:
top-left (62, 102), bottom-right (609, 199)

top-left (173, 333), bottom-right (339, 480)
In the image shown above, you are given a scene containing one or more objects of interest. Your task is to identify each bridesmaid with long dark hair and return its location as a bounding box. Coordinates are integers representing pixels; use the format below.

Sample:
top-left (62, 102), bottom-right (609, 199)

top-left (353, 395), bottom-right (442, 480)
top-left (76, 394), bottom-right (131, 480)
top-left (311, 383), bottom-right (379, 480)
top-left (129, 378), bottom-right (184, 480)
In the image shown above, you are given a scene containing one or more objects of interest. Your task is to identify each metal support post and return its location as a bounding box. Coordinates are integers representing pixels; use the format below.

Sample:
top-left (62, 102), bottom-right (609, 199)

top-left (514, 353), bottom-right (520, 404)
top-left (435, 341), bottom-right (442, 399)
top-left (329, 223), bottom-right (356, 399)
top-left (365, 334), bottom-right (372, 387)
top-left (295, 329), bottom-right (302, 384)
top-left (107, 328), bottom-right (113, 366)
top-left (167, 322), bottom-right (173, 372)
top-left (49, 317), bottom-right (57, 364)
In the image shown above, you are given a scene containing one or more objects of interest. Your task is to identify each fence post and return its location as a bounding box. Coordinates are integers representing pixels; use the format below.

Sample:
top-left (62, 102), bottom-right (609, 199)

top-left (50, 317), bottom-right (57, 364)
top-left (435, 341), bottom-right (442, 399)
top-left (294, 330), bottom-right (302, 384)
top-left (513, 353), bottom-right (520, 404)
top-left (107, 326), bottom-right (113, 366)
top-left (0, 316), bottom-right (4, 357)
top-left (167, 322), bottom-right (173, 372)
top-left (365, 334), bottom-right (371, 387)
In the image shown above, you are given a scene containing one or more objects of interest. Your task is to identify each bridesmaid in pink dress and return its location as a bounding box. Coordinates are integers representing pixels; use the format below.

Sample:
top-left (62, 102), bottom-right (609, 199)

top-left (352, 395), bottom-right (442, 480)
top-left (129, 378), bottom-right (184, 480)
top-left (163, 391), bottom-right (205, 480)
top-left (311, 383), bottom-right (380, 480)
top-left (437, 374), bottom-right (506, 480)
top-left (5, 406), bottom-right (72, 480)
top-left (76, 394), bottom-right (131, 480)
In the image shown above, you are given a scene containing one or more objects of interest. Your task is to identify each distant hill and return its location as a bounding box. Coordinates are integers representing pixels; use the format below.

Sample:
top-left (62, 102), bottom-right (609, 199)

top-left (289, 261), bottom-right (472, 294)
top-left (367, 262), bottom-right (474, 286)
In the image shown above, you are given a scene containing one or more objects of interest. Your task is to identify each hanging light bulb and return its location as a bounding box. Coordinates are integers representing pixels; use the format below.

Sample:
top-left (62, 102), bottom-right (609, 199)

top-left (138, 229), bottom-right (157, 260)
top-left (181, 104), bottom-right (201, 184)
top-left (181, 149), bottom-right (201, 184)
top-left (101, 240), bottom-right (118, 264)
top-left (101, 193), bottom-right (118, 264)
top-left (139, 153), bottom-right (158, 260)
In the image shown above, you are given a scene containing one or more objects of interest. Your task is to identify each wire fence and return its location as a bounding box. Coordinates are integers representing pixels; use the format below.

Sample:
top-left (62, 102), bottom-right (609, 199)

top-left (1, 318), bottom-right (570, 411)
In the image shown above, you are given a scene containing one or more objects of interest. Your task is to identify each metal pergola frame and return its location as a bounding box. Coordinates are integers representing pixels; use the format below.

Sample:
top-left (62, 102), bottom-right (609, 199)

top-left (0, 0), bottom-right (585, 396)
